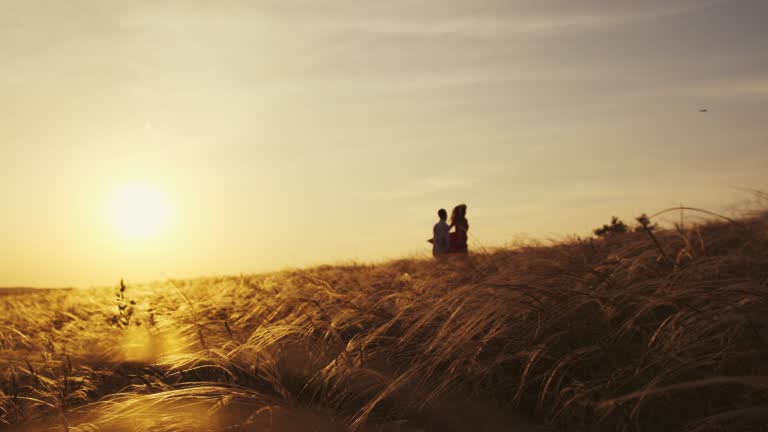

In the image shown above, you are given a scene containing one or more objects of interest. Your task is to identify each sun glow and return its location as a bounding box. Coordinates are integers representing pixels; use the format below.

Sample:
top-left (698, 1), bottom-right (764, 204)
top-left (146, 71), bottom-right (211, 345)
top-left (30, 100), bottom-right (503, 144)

top-left (109, 184), bottom-right (171, 240)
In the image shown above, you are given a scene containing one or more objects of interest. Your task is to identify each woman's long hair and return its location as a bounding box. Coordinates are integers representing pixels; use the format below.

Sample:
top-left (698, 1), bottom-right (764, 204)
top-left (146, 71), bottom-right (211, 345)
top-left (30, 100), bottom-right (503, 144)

top-left (450, 204), bottom-right (468, 230)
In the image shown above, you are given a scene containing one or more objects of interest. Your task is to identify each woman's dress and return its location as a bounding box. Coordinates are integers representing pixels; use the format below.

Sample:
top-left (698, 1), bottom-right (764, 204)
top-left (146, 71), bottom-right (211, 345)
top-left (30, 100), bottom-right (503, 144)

top-left (448, 226), bottom-right (468, 254)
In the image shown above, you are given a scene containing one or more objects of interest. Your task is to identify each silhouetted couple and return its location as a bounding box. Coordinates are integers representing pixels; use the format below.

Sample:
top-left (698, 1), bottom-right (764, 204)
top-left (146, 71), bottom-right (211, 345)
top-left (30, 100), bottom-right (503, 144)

top-left (431, 204), bottom-right (469, 257)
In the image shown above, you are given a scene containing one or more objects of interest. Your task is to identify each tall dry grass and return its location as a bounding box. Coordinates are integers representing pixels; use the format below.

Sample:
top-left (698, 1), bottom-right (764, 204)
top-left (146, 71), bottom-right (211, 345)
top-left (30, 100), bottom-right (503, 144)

top-left (1, 209), bottom-right (767, 431)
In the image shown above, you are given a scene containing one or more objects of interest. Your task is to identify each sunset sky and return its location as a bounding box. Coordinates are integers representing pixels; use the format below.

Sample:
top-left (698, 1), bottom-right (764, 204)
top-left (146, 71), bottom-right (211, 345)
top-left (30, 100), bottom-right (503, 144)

top-left (2, 0), bottom-right (767, 288)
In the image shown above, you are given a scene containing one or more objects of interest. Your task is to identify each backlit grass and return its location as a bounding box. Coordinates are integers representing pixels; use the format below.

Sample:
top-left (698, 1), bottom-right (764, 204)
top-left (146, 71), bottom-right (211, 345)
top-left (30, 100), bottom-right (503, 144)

top-left (2, 210), bottom-right (767, 431)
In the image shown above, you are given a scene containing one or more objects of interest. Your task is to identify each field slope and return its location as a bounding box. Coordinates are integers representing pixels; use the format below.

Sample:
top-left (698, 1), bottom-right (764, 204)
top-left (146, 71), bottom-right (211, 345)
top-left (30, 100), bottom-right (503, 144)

top-left (2, 212), bottom-right (768, 431)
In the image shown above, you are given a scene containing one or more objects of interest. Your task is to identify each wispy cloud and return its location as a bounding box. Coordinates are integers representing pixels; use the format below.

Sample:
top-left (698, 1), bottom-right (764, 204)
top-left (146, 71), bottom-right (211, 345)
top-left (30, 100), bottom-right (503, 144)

top-left (299, 0), bottom-right (718, 38)
top-left (359, 177), bottom-right (474, 200)
top-left (670, 78), bottom-right (768, 97)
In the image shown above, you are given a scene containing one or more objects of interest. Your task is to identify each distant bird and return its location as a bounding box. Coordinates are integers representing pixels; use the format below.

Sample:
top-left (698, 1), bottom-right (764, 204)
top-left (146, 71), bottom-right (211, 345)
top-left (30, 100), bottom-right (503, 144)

top-left (699, 108), bottom-right (708, 113)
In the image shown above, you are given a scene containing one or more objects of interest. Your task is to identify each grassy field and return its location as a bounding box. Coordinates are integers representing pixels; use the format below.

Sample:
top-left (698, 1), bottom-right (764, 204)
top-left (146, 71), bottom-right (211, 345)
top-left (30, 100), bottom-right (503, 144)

top-left (2, 210), bottom-right (768, 431)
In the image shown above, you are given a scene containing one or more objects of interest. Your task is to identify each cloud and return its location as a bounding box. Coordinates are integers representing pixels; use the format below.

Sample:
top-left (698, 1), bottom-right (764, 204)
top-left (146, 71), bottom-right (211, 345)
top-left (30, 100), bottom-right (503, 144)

top-left (670, 78), bottom-right (768, 97)
top-left (359, 177), bottom-right (474, 200)
top-left (291, 0), bottom-right (719, 39)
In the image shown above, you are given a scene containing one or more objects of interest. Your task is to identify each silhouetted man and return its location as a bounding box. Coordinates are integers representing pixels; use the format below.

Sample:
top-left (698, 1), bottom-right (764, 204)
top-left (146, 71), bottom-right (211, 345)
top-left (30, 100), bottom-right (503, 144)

top-left (432, 208), bottom-right (450, 257)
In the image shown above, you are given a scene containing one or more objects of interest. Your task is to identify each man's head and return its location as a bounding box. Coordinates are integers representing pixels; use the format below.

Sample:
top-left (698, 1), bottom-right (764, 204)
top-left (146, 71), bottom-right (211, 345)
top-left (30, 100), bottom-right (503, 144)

top-left (438, 208), bottom-right (447, 220)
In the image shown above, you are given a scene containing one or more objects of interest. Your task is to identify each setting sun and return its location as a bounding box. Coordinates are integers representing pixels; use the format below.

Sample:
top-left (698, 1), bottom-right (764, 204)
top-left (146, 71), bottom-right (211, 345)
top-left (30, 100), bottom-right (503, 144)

top-left (109, 184), bottom-right (171, 241)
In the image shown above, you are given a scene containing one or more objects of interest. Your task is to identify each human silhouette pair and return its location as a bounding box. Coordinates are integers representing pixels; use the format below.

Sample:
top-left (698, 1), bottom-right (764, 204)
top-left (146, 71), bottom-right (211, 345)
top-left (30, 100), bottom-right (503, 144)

top-left (429, 204), bottom-right (469, 257)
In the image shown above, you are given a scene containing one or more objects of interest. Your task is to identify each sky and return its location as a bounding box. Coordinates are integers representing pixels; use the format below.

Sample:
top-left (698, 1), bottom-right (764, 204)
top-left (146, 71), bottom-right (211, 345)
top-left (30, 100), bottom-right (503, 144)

top-left (1, 0), bottom-right (767, 288)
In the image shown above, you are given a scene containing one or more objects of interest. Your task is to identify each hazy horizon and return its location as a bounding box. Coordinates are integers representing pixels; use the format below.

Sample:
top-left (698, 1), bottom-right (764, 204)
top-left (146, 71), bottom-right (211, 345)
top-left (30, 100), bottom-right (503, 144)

top-left (2, 0), bottom-right (768, 287)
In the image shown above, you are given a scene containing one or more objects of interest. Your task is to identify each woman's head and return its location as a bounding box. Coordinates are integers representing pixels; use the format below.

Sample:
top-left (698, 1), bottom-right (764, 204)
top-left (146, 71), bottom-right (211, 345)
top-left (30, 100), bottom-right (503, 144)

top-left (450, 204), bottom-right (467, 225)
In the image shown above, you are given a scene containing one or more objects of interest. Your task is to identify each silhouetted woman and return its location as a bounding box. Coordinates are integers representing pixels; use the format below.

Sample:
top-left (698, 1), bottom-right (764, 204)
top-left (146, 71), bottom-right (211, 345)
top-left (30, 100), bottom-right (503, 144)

top-left (448, 204), bottom-right (469, 254)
